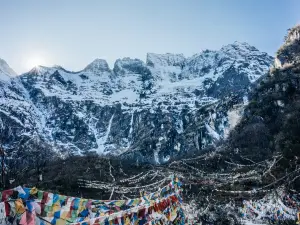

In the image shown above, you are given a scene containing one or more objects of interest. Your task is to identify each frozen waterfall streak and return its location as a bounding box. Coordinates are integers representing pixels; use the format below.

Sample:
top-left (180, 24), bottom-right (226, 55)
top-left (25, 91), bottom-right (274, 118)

top-left (128, 111), bottom-right (134, 145)
top-left (105, 114), bottom-right (115, 143)
top-left (205, 123), bottom-right (220, 141)
top-left (129, 112), bottom-right (134, 134)
top-left (88, 117), bottom-right (102, 154)
top-left (91, 113), bottom-right (114, 154)
top-left (0, 117), bottom-right (4, 130)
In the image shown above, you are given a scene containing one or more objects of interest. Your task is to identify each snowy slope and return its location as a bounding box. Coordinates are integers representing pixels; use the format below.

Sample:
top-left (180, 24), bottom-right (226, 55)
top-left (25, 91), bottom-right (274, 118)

top-left (0, 42), bottom-right (273, 163)
top-left (0, 58), bottom-right (17, 81)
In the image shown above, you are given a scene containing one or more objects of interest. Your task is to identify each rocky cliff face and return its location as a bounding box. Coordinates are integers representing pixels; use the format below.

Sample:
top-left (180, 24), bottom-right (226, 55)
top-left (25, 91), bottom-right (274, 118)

top-left (275, 25), bottom-right (300, 68)
top-left (0, 42), bottom-right (273, 163)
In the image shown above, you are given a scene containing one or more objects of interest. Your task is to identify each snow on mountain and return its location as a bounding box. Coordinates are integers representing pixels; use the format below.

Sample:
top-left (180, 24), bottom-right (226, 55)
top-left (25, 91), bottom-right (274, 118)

top-left (0, 58), bottom-right (17, 81)
top-left (84, 59), bottom-right (111, 73)
top-left (147, 53), bottom-right (186, 68)
top-left (182, 42), bottom-right (272, 82)
top-left (0, 43), bottom-right (274, 163)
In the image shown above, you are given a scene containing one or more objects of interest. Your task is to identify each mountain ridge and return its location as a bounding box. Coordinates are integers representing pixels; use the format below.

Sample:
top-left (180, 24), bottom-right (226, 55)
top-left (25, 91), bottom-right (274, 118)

top-left (4, 41), bottom-right (270, 76)
top-left (0, 42), bottom-right (273, 164)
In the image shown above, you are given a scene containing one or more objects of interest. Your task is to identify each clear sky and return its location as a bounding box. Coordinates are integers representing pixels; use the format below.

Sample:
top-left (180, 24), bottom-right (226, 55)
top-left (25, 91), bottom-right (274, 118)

top-left (0, 0), bottom-right (299, 74)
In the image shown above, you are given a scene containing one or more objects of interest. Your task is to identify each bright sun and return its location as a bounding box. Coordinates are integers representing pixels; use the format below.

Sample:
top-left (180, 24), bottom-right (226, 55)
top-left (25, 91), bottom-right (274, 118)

top-left (25, 57), bottom-right (46, 70)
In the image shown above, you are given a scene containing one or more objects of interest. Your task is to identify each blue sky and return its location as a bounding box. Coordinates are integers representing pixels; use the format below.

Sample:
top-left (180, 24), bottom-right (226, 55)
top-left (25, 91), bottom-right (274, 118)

top-left (0, 0), bottom-right (299, 74)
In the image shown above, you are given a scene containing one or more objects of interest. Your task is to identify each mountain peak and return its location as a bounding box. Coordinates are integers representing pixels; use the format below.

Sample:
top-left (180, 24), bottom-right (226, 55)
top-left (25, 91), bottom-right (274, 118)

top-left (0, 58), bottom-right (17, 81)
top-left (146, 53), bottom-right (186, 68)
top-left (26, 66), bottom-right (46, 75)
top-left (26, 65), bottom-right (60, 76)
top-left (221, 41), bottom-right (259, 53)
top-left (113, 57), bottom-right (147, 76)
top-left (233, 41), bottom-right (251, 46)
top-left (84, 59), bottom-right (110, 73)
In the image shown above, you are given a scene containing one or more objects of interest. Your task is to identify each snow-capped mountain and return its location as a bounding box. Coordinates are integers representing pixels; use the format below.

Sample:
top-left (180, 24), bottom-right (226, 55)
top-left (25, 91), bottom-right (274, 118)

top-left (0, 58), bottom-right (17, 81)
top-left (0, 42), bottom-right (273, 163)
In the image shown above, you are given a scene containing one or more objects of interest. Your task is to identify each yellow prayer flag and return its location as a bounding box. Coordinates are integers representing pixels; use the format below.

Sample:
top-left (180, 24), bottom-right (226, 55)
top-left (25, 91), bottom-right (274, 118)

top-left (30, 187), bottom-right (38, 195)
top-left (15, 199), bottom-right (25, 214)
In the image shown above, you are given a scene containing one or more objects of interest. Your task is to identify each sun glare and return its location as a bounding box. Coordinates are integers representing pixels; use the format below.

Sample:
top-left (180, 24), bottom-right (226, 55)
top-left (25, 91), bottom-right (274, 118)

top-left (25, 57), bottom-right (46, 70)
